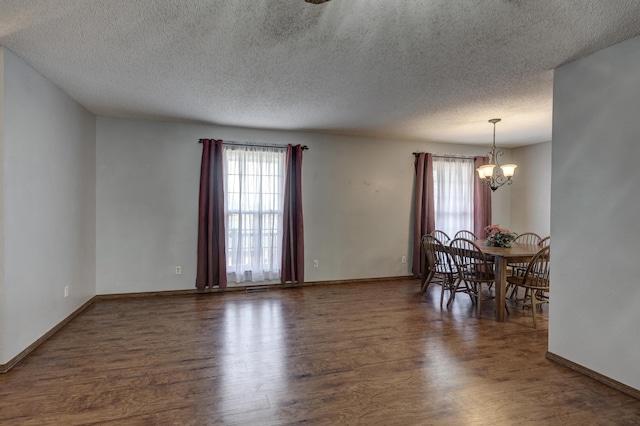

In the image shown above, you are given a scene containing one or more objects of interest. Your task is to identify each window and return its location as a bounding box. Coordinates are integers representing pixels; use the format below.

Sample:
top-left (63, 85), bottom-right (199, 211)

top-left (223, 146), bottom-right (286, 284)
top-left (432, 157), bottom-right (474, 237)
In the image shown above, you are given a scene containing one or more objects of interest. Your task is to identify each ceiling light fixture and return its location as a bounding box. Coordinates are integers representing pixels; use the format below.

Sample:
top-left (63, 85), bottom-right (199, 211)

top-left (476, 118), bottom-right (517, 192)
top-left (304, 0), bottom-right (331, 3)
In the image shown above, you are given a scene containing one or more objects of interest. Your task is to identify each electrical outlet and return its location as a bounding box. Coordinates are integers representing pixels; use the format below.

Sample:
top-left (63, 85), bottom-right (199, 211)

top-left (175, 266), bottom-right (182, 275)
top-left (401, 255), bottom-right (407, 264)
top-left (313, 260), bottom-right (319, 268)
top-left (64, 286), bottom-right (69, 298)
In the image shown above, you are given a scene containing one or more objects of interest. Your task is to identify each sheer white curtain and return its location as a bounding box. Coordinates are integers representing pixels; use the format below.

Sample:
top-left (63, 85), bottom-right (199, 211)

top-left (433, 157), bottom-right (474, 238)
top-left (223, 145), bottom-right (286, 284)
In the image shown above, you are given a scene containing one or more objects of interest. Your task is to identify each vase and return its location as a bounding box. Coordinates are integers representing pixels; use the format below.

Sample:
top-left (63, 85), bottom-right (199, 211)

top-left (485, 241), bottom-right (511, 248)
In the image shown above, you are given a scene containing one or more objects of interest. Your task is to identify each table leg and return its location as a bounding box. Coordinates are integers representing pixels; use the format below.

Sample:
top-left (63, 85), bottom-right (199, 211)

top-left (495, 257), bottom-right (506, 322)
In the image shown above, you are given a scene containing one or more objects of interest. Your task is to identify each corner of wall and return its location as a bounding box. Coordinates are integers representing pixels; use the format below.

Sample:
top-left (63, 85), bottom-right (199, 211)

top-left (0, 46), bottom-right (7, 363)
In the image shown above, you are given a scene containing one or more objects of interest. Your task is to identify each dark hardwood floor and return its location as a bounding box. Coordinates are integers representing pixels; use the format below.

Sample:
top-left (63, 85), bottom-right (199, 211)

top-left (1, 279), bottom-right (639, 425)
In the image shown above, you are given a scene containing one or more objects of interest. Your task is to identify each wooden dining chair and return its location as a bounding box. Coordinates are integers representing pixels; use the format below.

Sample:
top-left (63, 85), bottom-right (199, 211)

top-left (514, 232), bottom-right (542, 246)
top-left (430, 230), bottom-right (451, 244)
top-left (454, 230), bottom-right (478, 240)
top-left (508, 232), bottom-right (543, 283)
top-left (420, 235), bottom-right (459, 307)
top-left (448, 238), bottom-right (497, 318)
top-left (539, 236), bottom-right (550, 247)
top-left (506, 246), bottom-right (550, 329)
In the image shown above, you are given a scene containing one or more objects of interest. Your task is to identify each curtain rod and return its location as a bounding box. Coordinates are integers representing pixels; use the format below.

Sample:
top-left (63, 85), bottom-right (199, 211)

top-left (413, 153), bottom-right (476, 160)
top-left (199, 139), bottom-right (308, 150)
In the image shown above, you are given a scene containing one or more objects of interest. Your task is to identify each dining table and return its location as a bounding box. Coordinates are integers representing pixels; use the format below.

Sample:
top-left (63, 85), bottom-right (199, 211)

top-left (479, 240), bottom-right (541, 322)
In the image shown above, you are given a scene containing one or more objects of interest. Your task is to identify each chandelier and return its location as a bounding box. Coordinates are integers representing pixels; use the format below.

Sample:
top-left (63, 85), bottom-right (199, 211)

top-left (476, 118), bottom-right (517, 192)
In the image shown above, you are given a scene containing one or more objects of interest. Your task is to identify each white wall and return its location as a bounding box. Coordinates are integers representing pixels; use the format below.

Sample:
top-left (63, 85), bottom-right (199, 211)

top-left (0, 48), bottom-right (96, 364)
top-left (510, 141), bottom-right (551, 236)
top-left (96, 117), bottom-right (512, 294)
top-left (550, 36), bottom-right (640, 390)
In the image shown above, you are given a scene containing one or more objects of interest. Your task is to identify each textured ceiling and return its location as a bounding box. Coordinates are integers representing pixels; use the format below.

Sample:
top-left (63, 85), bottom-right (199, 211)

top-left (2, 1), bottom-right (640, 146)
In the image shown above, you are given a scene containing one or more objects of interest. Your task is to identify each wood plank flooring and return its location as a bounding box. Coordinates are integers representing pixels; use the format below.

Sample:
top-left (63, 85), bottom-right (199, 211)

top-left (1, 279), bottom-right (639, 425)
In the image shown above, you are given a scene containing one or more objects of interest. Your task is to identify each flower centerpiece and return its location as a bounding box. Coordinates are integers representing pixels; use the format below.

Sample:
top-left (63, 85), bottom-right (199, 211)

top-left (484, 224), bottom-right (518, 248)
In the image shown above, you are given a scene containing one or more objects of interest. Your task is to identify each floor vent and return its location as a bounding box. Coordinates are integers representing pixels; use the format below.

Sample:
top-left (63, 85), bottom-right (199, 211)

top-left (246, 286), bottom-right (270, 293)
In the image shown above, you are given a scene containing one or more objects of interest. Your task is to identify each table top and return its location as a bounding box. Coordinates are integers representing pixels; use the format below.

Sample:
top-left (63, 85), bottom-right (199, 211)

top-left (478, 240), bottom-right (541, 260)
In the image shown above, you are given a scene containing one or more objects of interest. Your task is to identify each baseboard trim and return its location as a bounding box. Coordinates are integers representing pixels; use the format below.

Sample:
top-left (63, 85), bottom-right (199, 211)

top-left (284, 275), bottom-right (415, 288)
top-left (1, 276), bottom-right (414, 373)
top-left (0, 297), bottom-right (96, 374)
top-left (95, 276), bottom-right (415, 300)
top-left (546, 351), bottom-right (640, 400)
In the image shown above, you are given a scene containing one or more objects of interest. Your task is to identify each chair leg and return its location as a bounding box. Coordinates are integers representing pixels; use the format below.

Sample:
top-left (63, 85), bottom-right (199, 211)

top-left (508, 284), bottom-right (518, 300)
top-left (468, 282), bottom-right (477, 304)
top-left (530, 290), bottom-right (547, 328)
top-left (477, 284), bottom-right (482, 319)
top-left (536, 290), bottom-right (545, 312)
top-left (531, 295), bottom-right (537, 329)
top-left (420, 271), bottom-right (434, 294)
top-left (446, 278), bottom-right (461, 307)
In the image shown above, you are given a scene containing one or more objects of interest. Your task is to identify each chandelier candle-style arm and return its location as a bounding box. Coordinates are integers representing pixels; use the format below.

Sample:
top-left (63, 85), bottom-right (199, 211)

top-left (476, 118), bottom-right (517, 192)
